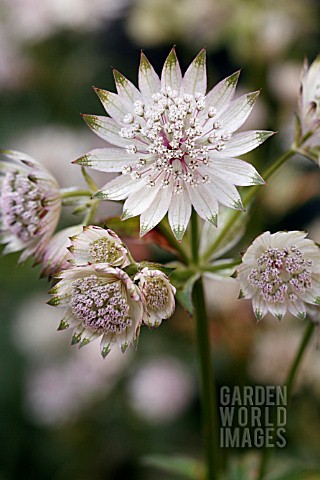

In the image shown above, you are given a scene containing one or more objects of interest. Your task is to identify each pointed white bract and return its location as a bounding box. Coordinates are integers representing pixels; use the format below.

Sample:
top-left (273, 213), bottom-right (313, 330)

top-left (0, 149), bottom-right (61, 262)
top-left (49, 264), bottom-right (143, 357)
top-left (68, 225), bottom-right (130, 268)
top-left (76, 48), bottom-right (272, 240)
top-left (40, 225), bottom-right (83, 278)
top-left (236, 231), bottom-right (320, 321)
top-left (135, 267), bottom-right (176, 327)
top-left (298, 55), bottom-right (320, 165)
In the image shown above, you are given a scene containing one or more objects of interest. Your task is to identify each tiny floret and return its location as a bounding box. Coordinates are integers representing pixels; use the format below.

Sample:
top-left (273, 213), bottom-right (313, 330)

top-left (49, 264), bottom-right (143, 357)
top-left (236, 231), bottom-right (320, 321)
top-left (135, 267), bottom-right (176, 327)
top-left (77, 48), bottom-right (273, 240)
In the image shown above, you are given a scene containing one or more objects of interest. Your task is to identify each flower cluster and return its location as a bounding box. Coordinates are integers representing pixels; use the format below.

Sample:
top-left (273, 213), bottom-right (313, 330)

top-left (49, 226), bottom-right (176, 357)
top-left (236, 231), bottom-right (320, 321)
top-left (0, 149), bottom-right (61, 263)
top-left (75, 48), bottom-right (272, 239)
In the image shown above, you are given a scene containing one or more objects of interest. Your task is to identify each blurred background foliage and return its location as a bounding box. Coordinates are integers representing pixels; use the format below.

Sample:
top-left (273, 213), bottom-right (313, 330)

top-left (0, 0), bottom-right (320, 478)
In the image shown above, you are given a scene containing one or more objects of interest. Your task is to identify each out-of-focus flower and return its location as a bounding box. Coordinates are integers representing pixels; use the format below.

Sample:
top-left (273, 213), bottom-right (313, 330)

top-left (1, 0), bottom-right (129, 42)
top-left (135, 267), bottom-right (176, 327)
top-left (127, 0), bottom-right (314, 62)
top-left (40, 225), bottom-right (83, 278)
top-left (68, 225), bottom-right (130, 267)
top-left (49, 264), bottom-right (143, 357)
top-left (76, 48), bottom-right (271, 239)
top-left (236, 231), bottom-right (320, 321)
top-left (128, 357), bottom-right (194, 423)
top-left (297, 56), bottom-right (320, 165)
top-left (0, 149), bottom-right (61, 262)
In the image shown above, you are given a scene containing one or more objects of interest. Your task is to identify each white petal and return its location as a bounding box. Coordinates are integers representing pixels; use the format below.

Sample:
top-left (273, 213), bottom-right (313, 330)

top-left (216, 91), bottom-right (260, 132)
top-left (205, 159), bottom-right (264, 186)
top-left (187, 184), bottom-right (218, 225)
top-left (168, 188), bottom-right (192, 241)
top-left (209, 177), bottom-right (244, 210)
top-left (138, 52), bottom-right (161, 100)
top-left (113, 69), bottom-right (142, 103)
top-left (122, 182), bottom-right (161, 219)
top-left (161, 48), bottom-right (182, 92)
top-left (252, 295), bottom-right (268, 321)
top-left (140, 184), bottom-right (173, 236)
top-left (74, 148), bottom-right (140, 172)
top-left (266, 302), bottom-right (287, 321)
top-left (213, 131), bottom-right (274, 157)
top-left (94, 88), bottom-right (132, 123)
top-left (82, 115), bottom-right (138, 148)
top-left (94, 174), bottom-right (141, 200)
top-left (201, 71), bottom-right (240, 118)
top-left (181, 49), bottom-right (206, 95)
top-left (288, 300), bottom-right (307, 320)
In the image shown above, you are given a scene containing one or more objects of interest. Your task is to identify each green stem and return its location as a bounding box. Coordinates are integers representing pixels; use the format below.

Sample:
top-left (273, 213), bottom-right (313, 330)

top-left (82, 200), bottom-right (99, 226)
top-left (158, 221), bottom-right (190, 264)
top-left (202, 149), bottom-right (296, 263)
top-left (191, 214), bottom-right (221, 480)
top-left (257, 321), bottom-right (315, 480)
top-left (203, 259), bottom-right (241, 273)
top-left (60, 188), bottom-right (92, 198)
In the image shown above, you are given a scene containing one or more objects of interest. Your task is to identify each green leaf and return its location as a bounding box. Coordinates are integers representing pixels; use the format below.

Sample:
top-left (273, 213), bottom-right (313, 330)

top-left (123, 263), bottom-right (139, 277)
top-left (141, 454), bottom-right (204, 480)
top-left (175, 273), bottom-right (200, 314)
top-left (267, 466), bottom-right (320, 480)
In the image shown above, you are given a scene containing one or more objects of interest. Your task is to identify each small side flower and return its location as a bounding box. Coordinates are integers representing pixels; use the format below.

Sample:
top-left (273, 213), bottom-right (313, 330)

top-left (48, 264), bottom-right (143, 357)
top-left (135, 267), bottom-right (176, 327)
top-left (236, 231), bottom-right (320, 321)
top-left (68, 225), bottom-right (130, 267)
top-left (297, 56), bottom-right (320, 164)
top-left (0, 149), bottom-right (61, 262)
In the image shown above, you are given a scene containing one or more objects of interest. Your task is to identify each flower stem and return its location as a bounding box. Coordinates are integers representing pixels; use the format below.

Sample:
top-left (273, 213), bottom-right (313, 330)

top-left (191, 210), bottom-right (221, 480)
top-left (257, 321), bottom-right (315, 480)
top-left (60, 188), bottom-right (93, 198)
top-left (158, 220), bottom-right (190, 264)
top-left (82, 200), bottom-right (99, 226)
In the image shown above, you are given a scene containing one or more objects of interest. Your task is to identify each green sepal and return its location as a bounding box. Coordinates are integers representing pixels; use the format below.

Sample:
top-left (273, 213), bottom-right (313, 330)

top-left (175, 273), bottom-right (200, 314)
top-left (57, 319), bottom-right (69, 331)
top-left (71, 333), bottom-right (82, 345)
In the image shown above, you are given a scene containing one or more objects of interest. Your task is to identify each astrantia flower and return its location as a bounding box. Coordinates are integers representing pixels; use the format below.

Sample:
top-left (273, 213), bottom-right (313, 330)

top-left (49, 264), bottom-right (143, 357)
top-left (68, 225), bottom-right (130, 267)
top-left (0, 149), bottom-right (61, 262)
top-left (298, 55), bottom-right (320, 164)
top-left (75, 48), bottom-right (272, 240)
top-left (40, 225), bottom-right (82, 278)
top-left (236, 231), bottom-right (320, 321)
top-left (135, 267), bottom-right (176, 327)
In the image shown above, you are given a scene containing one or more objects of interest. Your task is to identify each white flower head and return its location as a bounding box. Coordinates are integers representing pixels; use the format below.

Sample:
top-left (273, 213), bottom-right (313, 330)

top-left (299, 56), bottom-right (320, 134)
top-left (40, 225), bottom-right (83, 278)
top-left (68, 225), bottom-right (130, 268)
top-left (49, 264), bottom-right (143, 357)
top-left (135, 267), bottom-right (176, 327)
top-left (0, 149), bottom-right (61, 262)
top-left (236, 231), bottom-right (320, 321)
top-left (75, 48), bottom-right (273, 240)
